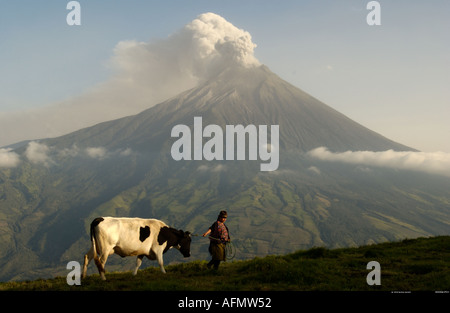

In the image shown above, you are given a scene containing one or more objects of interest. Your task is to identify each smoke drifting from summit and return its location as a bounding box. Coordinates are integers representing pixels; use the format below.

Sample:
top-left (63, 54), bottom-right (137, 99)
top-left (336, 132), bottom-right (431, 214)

top-left (104, 12), bottom-right (260, 111)
top-left (0, 13), bottom-right (260, 147)
top-left (108, 12), bottom-right (259, 102)
top-left (182, 12), bottom-right (260, 71)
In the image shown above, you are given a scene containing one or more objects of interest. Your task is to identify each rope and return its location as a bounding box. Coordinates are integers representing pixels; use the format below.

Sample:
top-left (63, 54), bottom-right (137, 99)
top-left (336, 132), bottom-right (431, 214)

top-left (190, 233), bottom-right (236, 260)
top-left (225, 241), bottom-right (236, 260)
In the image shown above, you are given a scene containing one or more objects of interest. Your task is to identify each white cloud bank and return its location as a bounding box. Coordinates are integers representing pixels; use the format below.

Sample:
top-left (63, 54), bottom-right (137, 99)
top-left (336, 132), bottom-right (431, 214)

top-left (197, 164), bottom-right (227, 172)
top-left (0, 13), bottom-right (260, 147)
top-left (0, 142), bottom-right (134, 168)
top-left (85, 147), bottom-right (108, 160)
top-left (25, 141), bottom-right (53, 166)
top-left (0, 148), bottom-right (20, 168)
top-left (308, 147), bottom-right (450, 177)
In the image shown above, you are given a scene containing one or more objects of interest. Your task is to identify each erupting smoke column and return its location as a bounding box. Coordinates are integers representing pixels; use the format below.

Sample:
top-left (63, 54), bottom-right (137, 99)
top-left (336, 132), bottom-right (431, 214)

top-left (0, 13), bottom-right (261, 147)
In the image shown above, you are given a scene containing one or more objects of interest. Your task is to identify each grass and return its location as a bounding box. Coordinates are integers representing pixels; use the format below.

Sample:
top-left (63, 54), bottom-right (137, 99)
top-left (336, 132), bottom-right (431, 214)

top-left (1, 236), bottom-right (449, 291)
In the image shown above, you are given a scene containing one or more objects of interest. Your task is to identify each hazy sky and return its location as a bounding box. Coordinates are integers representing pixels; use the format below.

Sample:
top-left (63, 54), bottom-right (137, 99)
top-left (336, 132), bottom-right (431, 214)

top-left (0, 0), bottom-right (449, 152)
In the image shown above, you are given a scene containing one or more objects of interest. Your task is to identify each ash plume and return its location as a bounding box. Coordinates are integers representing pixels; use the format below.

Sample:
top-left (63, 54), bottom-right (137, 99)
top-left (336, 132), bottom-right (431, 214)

top-left (0, 13), bottom-right (260, 147)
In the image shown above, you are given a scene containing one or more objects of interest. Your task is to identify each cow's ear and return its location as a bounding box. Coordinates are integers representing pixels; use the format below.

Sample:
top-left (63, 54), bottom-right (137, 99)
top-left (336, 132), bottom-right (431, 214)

top-left (185, 231), bottom-right (191, 237)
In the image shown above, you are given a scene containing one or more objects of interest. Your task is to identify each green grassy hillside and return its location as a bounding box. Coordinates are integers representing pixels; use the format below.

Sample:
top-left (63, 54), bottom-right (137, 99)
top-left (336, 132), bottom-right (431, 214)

top-left (1, 236), bottom-right (449, 291)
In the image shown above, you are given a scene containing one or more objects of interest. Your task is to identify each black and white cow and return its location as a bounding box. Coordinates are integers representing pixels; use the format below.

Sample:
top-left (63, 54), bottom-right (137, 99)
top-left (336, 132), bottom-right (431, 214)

top-left (82, 217), bottom-right (191, 280)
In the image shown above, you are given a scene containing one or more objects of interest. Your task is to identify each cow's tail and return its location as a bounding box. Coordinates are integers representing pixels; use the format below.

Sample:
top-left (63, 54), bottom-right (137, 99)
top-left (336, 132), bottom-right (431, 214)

top-left (90, 217), bottom-right (104, 271)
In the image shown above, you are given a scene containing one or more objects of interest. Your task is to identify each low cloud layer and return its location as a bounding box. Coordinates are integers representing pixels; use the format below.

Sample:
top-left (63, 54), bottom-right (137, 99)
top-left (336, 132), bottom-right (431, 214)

top-left (308, 147), bottom-right (450, 177)
top-left (0, 142), bottom-right (133, 168)
top-left (0, 13), bottom-right (260, 147)
top-left (197, 164), bottom-right (227, 172)
top-left (0, 148), bottom-right (20, 168)
top-left (25, 142), bottom-right (53, 166)
top-left (85, 147), bottom-right (108, 160)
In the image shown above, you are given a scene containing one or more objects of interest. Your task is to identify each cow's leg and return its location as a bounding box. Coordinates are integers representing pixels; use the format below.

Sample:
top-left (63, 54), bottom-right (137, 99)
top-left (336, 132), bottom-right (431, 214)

top-left (133, 255), bottom-right (144, 276)
top-left (82, 247), bottom-right (94, 279)
top-left (156, 250), bottom-right (166, 274)
top-left (99, 253), bottom-right (109, 281)
top-left (95, 250), bottom-right (112, 281)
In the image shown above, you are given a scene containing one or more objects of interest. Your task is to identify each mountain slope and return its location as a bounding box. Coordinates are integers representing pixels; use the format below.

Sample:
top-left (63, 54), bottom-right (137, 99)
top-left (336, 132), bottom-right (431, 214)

top-left (43, 65), bottom-right (412, 153)
top-left (0, 64), bottom-right (449, 282)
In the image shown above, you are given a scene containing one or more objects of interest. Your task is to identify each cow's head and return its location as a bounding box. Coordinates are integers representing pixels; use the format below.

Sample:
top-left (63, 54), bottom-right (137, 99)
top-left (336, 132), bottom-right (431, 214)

top-left (158, 227), bottom-right (192, 257)
top-left (176, 230), bottom-right (191, 258)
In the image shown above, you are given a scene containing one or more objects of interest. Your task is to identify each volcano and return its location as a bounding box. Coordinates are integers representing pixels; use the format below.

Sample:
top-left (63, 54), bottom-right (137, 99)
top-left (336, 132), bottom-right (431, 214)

top-left (1, 17), bottom-right (449, 282)
top-left (44, 64), bottom-right (411, 154)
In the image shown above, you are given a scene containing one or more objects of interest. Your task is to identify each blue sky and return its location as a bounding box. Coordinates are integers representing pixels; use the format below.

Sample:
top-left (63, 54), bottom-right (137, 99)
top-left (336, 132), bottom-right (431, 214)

top-left (0, 1), bottom-right (449, 152)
